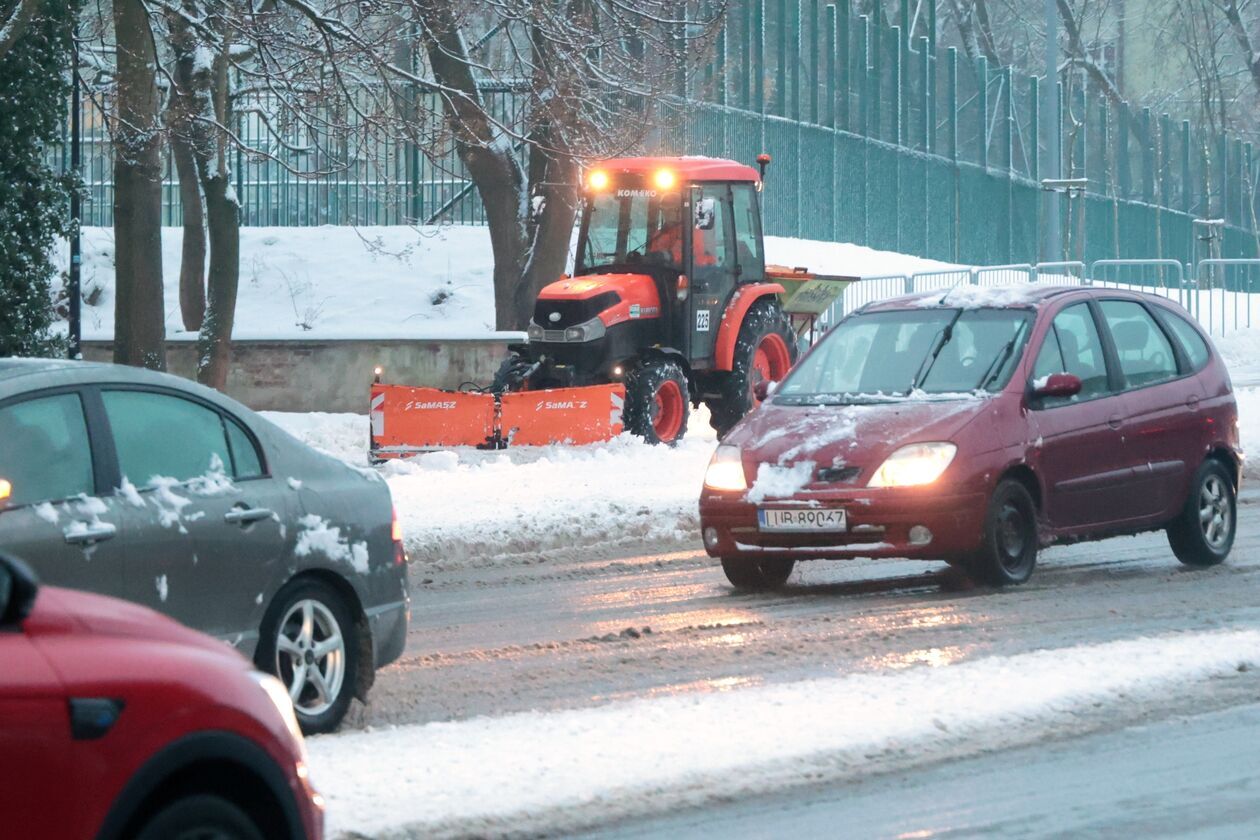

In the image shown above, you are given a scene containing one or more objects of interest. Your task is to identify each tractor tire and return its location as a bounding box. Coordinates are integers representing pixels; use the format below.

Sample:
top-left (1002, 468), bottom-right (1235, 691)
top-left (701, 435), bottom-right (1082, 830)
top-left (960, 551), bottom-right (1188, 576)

top-left (707, 299), bottom-right (797, 437)
top-left (625, 358), bottom-right (690, 445)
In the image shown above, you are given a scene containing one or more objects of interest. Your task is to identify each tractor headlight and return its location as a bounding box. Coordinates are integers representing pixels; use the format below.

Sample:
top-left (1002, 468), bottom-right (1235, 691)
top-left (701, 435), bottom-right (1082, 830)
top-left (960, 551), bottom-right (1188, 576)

top-left (527, 321), bottom-right (544, 340)
top-left (704, 445), bottom-right (748, 492)
top-left (564, 318), bottom-right (606, 342)
top-left (868, 443), bottom-right (957, 488)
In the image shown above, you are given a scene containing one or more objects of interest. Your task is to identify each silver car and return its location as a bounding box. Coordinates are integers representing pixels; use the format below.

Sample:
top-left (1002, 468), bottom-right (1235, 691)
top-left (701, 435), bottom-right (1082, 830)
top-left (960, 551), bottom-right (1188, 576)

top-left (0, 358), bottom-right (408, 733)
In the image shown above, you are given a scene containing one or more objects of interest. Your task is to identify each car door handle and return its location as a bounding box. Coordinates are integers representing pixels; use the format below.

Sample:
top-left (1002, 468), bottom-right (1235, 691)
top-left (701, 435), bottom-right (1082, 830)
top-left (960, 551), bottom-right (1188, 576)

top-left (224, 507), bottom-right (274, 525)
top-left (1108, 415), bottom-right (1124, 430)
top-left (1186, 395), bottom-right (1201, 409)
top-left (65, 522), bottom-right (118, 545)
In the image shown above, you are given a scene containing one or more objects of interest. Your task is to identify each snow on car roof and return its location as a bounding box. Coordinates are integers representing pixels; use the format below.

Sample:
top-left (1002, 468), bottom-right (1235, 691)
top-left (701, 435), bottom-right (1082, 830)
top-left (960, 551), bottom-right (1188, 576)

top-left (863, 284), bottom-right (1083, 311)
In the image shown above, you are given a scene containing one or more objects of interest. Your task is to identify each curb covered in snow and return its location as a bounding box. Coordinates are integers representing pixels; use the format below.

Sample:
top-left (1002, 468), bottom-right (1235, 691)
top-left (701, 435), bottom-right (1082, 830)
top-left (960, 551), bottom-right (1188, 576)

top-left (307, 629), bottom-right (1260, 837)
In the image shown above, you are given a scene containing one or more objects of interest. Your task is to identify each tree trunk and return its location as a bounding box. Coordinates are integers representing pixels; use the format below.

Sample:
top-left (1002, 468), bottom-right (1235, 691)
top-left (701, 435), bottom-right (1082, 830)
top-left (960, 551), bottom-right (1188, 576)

top-left (195, 174), bottom-right (239, 389)
top-left (166, 1), bottom-right (207, 332)
top-left (518, 151), bottom-right (579, 328)
top-left (112, 0), bottom-right (166, 370)
top-left (418, 2), bottom-right (531, 330)
top-left (171, 135), bottom-right (206, 331)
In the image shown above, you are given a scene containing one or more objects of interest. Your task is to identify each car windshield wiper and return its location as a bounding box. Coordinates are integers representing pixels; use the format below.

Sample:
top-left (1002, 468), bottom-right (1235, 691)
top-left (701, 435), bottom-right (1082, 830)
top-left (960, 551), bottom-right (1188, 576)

top-left (910, 310), bottom-right (964, 391)
top-left (975, 322), bottom-right (1029, 392)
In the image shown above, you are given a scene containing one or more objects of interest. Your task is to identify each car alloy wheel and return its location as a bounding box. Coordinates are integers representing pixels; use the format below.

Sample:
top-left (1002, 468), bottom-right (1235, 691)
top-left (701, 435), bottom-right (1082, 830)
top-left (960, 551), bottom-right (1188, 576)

top-left (275, 598), bottom-right (346, 718)
top-left (1198, 473), bottom-right (1231, 550)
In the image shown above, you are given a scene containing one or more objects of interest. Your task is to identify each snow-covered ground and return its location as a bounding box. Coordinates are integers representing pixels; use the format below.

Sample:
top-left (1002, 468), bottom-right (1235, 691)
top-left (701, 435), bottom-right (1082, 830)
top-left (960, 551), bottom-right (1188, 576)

top-left (307, 630), bottom-right (1260, 837)
top-left (58, 226), bottom-right (951, 342)
top-left (264, 408), bottom-right (719, 568)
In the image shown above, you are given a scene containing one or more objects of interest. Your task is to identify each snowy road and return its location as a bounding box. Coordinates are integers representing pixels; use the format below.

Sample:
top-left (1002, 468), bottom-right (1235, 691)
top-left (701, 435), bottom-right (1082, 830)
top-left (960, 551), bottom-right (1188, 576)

top-left (352, 491), bottom-right (1260, 730)
top-left (593, 701), bottom-right (1260, 839)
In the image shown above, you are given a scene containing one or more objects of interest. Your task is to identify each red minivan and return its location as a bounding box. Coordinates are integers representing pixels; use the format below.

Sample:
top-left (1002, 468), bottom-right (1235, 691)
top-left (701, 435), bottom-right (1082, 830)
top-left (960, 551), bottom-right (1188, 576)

top-left (700, 285), bottom-right (1241, 590)
top-left (0, 553), bottom-right (323, 839)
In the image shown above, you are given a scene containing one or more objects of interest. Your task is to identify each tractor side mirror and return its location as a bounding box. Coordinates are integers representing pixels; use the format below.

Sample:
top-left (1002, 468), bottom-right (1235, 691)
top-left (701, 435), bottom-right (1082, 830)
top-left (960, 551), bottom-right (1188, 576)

top-left (694, 198), bottom-right (716, 231)
top-left (1031, 372), bottom-right (1082, 399)
top-left (0, 554), bottom-right (39, 626)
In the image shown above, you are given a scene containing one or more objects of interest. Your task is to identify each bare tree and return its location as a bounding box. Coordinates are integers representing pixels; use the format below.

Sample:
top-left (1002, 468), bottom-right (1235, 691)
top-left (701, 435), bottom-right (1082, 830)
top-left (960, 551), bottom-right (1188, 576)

top-left (112, 0), bottom-right (166, 370)
top-left (0, 0), bottom-right (40, 60)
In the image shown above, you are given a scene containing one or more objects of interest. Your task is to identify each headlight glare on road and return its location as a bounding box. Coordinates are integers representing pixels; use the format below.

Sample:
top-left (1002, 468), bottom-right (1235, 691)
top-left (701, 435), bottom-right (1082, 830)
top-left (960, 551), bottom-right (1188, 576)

top-left (704, 445), bottom-right (747, 492)
top-left (868, 442), bottom-right (957, 488)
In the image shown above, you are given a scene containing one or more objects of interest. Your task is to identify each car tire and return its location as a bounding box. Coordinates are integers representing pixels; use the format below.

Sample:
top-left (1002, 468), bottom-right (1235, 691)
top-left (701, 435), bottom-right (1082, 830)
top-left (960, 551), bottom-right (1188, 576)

top-left (134, 794), bottom-right (264, 840)
top-left (968, 480), bottom-right (1038, 586)
top-left (624, 358), bottom-right (691, 445)
top-left (721, 557), bottom-right (795, 591)
top-left (256, 578), bottom-right (360, 735)
top-left (1167, 459), bottom-right (1235, 567)
top-left (708, 299), bottom-right (797, 437)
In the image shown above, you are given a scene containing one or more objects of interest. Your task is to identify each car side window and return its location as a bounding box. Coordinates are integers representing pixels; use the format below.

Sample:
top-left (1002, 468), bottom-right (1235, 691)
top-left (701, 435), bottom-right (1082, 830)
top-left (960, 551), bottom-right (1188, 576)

top-left (1099, 300), bottom-right (1179, 388)
top-left (1160, 309), bottom-right (1211, 371)
top-left (226, 417), bottom-right (265, 479)
top-left (1032, 304), bottom-right (1112, 408)
top-left (103, 390), bottom-right (234, 485)
top-left (0, 393), bottom-right (94, 507)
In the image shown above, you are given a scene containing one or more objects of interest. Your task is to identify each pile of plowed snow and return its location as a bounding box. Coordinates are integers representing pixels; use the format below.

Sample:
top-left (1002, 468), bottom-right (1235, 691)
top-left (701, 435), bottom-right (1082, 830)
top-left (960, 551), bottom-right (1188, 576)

top-left (263, 408), bottom-right (718, 569)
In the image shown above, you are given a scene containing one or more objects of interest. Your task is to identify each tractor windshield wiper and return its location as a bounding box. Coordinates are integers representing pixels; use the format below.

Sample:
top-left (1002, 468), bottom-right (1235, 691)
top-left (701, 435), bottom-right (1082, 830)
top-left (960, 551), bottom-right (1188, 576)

top-left (910, 310), bottom-right (964, 391)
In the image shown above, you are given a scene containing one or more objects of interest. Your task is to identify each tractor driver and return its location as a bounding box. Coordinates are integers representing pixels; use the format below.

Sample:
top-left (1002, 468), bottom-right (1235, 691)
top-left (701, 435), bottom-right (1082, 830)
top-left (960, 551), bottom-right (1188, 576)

top-left (645, 198), bottom-right (719, 270)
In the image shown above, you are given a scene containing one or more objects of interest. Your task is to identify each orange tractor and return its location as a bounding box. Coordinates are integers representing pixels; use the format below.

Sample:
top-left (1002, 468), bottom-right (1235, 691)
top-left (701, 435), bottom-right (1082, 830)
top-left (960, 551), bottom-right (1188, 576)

top-left (371, 155), bottom-right (843, 457)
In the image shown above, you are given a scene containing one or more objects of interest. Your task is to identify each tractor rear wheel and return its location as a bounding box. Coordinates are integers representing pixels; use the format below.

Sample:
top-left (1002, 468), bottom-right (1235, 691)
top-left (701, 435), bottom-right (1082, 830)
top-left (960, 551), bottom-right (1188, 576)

top-left (708, 299), bottom-right (797, 437)
top-left (625, 358), bottom-right (690, 445)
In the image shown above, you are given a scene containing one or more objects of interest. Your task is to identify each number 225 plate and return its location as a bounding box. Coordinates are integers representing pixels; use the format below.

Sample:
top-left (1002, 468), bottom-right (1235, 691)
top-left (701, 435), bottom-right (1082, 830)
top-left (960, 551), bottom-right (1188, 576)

top-left (758, 508), bottom-right (847, 532)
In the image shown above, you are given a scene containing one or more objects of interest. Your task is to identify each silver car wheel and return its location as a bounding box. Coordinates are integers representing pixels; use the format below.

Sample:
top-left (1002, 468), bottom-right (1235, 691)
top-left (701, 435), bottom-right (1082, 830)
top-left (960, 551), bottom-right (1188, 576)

top-left (1199, 474), bottom-right (1232, 550)
top-left (274, 598), bottom-right (346, 718)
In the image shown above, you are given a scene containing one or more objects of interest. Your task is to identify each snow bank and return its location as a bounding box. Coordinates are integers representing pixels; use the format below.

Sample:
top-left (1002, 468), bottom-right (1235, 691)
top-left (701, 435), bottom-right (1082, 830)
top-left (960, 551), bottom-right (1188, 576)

top-left (57, 226), bottom-right (952, 343)
top-left (308, 630), bottom-right (1260, 838)
top-left (263, 409), bottom-right (719, 567)
top-left (58, 226), bottom-right (515, 341)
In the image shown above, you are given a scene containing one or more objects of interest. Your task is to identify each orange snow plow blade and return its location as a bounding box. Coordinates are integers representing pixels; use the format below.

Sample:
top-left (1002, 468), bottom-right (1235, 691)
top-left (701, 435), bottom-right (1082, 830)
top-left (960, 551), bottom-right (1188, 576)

top-left (370, 383), bottom-right (625, 458)
top-left (370, 385), bottom-right (496, 457)
top-left (500, 385), bottom-right (625, 446)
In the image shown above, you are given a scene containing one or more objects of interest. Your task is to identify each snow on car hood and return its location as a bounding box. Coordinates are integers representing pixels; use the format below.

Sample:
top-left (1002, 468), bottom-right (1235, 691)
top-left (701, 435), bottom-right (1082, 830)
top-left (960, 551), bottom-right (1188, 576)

top-left (728, 395), bottom-right (988, 480)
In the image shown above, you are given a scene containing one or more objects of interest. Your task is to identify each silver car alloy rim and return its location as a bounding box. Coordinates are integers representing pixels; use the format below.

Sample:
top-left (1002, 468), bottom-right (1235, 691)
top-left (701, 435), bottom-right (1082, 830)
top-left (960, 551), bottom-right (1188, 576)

top-left (1199, 474), bottom-right (1232, 550)
top-left (275, 599), bottom-right (346, 717)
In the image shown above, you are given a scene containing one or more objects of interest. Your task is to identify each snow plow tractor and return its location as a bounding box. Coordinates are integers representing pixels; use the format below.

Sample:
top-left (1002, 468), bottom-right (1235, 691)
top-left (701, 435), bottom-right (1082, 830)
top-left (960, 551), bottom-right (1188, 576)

top-left (371, 155), bottom-right (846, 457)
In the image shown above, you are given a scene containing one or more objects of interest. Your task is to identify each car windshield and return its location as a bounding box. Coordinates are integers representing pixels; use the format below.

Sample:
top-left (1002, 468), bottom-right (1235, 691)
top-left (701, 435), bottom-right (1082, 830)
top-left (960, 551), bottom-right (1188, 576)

top-left (576, 185), bottom-right (684, 273)
top-left (775, 307), bottom-right (1034, 404)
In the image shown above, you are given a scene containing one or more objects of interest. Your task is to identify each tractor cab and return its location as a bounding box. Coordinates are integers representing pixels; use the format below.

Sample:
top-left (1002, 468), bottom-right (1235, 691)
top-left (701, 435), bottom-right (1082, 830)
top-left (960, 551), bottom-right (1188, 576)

top-left (567, 158), bottom-right (768, 366)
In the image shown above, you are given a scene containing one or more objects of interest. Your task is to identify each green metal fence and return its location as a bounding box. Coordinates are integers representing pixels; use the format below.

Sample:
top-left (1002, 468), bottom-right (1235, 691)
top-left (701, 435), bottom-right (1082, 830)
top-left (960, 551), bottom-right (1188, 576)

top-left (64, 1), bottom-right (1260, 266)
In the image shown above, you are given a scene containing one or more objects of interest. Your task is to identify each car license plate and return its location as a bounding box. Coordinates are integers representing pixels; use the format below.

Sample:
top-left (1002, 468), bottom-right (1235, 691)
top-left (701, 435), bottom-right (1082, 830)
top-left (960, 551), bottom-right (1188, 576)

top-left (758, 508), bottom-right (847, 533)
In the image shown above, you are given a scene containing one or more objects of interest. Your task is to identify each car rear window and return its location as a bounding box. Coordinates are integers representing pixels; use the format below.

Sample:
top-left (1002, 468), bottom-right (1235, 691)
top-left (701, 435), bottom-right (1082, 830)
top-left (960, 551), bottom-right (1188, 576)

top-left (0, 393), bottom-right (94, 506)
top-left (104, 390), bottom-right (234, 485)
top-left (1100, 301), bottom-right (1179, 388)
top-left (1160, 309), bottom-right (1212, 371)
top-left (226, 417), bottom-right (265, 479)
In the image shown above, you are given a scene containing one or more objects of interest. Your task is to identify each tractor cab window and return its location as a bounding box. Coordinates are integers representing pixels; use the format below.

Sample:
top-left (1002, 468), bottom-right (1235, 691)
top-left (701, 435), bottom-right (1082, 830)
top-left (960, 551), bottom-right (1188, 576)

top-left (577, 181), bottom-right (684, 274)
top-left (731, 183), bottom-right (764, 280)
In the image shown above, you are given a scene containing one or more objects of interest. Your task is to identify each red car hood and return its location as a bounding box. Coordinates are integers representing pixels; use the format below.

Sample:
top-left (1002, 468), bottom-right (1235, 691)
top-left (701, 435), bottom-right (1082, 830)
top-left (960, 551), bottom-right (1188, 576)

top-left (727, 396), bottom-right (988, 478)
top-left (23, 586), bottom-right (244, 660)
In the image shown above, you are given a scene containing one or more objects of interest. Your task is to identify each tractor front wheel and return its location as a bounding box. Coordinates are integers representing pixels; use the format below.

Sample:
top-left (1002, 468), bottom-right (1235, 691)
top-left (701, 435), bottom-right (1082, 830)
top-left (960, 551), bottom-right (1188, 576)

top-left (625, 358), bottom-right (691, 445)
top-left (708, 299), bottom-right (797, 437)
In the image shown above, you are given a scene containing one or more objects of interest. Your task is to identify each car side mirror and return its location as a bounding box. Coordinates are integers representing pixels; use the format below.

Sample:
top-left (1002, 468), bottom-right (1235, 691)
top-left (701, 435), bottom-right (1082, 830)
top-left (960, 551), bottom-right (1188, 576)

top-left (753, 379), bottom-right (778, 402)
top-left (0, 554), bottom-right (39, 626)
top-left (694, 198), bottom-right (716, 231)
top-left (1031, 372), bottom-right (1082, 399)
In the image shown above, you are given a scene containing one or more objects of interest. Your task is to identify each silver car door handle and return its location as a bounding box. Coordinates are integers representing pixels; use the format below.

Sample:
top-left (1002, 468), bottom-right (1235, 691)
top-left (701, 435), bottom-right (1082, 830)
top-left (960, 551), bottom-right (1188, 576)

top-left (224, 507), bottom-right (274, 524)
top-left (65, 522), bottom-right (118, 544)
